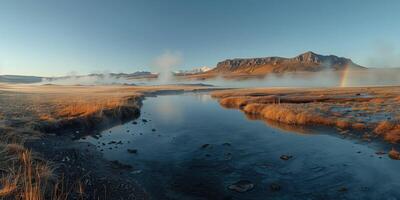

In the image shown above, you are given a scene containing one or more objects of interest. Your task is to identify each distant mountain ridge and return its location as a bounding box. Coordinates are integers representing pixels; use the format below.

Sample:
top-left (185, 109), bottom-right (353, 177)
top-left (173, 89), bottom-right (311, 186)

top-left (0, 75), bottom-right (43, 83)
top-left (210, 51), bottom-right (366, 74)
top-left (0, 71), bottom-right (158, 84)
top-left (43, 71), bottom-right (158, 82)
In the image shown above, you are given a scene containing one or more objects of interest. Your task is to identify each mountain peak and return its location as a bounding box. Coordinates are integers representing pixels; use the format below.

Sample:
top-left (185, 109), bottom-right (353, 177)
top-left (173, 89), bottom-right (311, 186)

top-left (211, 52), bottom-right (365, 74)
top-left (295, 51), bottom-right (321, 63)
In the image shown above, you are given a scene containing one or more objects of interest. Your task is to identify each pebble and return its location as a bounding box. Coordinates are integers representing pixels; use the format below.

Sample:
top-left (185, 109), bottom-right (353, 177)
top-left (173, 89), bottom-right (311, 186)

top-left (280, 155), bottom-right (293, 160)
top-left (127, 149), bottom-right (138, 154)
top-left (269, 183), bottom-right (281, 192)
top-left (228, 180), bottom-right (254, 193)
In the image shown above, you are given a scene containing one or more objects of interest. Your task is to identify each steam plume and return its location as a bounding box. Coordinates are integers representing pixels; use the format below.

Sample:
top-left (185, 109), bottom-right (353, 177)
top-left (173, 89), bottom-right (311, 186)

top-left (151, 51), bottom-right (183, 83)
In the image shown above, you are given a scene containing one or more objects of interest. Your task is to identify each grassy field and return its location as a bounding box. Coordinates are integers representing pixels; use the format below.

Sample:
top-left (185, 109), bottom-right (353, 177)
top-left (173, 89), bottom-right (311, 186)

top-left (212, 86), bottom-right (400, 144)
top-left (0, 83), bottom-right (212, 199)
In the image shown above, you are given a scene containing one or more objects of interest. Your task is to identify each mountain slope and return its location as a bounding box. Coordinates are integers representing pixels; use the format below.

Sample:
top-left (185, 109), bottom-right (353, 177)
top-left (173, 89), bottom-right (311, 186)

top-left (211, 51), bottom-right (365, 75)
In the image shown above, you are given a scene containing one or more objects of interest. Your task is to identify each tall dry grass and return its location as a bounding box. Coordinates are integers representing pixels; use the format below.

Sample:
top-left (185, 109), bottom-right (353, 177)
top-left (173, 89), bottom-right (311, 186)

top-left (0, 143), bottom-right (67, 200)
top-left (213, 87), bottom-right (400, 143)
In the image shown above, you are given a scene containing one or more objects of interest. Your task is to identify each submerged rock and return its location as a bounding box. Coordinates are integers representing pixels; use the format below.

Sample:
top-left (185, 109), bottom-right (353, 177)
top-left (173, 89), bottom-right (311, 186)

top-left (338, 187), bottom-right (348, 192)
top-left (389, 148), bottom-right (400, 160)
top-left (280, 155), bottom-right (293, 160)
top-left (201, 144), bottom-right (210, 149)
top-left (228, 180), bottom-right (254, 193)
top-left (110, 160), bottom-right (133, 170)
top-left (108, 141), bottom-right (117, 144)
top-left (375, 151), bottom-right (386, 155)
top-left (127, 149), bottom-right (138, 154)
top-left (269, 183), bottom-right (281, 192)
top-left (222, 142), bottom-right (231, 146)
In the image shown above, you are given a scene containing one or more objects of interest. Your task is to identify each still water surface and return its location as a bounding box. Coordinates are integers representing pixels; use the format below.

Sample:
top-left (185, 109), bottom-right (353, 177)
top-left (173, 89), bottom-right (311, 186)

top-left (82, 93), bottom-right (400, 200)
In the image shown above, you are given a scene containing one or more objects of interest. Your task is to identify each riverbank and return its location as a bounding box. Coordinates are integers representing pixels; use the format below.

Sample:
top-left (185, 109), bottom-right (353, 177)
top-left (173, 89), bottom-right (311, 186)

top-left (212, 86), bottom-right (400, 145)
top-left (0, 84), bottom-right (216, 199)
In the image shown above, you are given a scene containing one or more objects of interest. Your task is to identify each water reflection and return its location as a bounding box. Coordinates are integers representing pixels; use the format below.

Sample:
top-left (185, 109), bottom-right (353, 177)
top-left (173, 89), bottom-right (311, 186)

top-left (245, 113), bottom-right (314, 135)
top-left (80, 94), bottom-right (400, 200)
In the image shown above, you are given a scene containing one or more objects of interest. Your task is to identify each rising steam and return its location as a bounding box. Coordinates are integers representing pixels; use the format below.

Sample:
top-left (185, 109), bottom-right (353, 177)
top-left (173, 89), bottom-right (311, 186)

top-left (151, 51), bottom-right (183, 83)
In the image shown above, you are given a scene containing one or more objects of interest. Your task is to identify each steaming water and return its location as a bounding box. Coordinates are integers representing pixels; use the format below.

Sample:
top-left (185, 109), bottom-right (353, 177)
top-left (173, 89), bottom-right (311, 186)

top-left (81, 93), bottom-right (400, 200)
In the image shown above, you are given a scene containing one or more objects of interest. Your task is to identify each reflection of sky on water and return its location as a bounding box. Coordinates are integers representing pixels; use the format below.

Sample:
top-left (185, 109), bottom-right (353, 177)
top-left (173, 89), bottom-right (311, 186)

top-left (81, 93), bottom-right (400, 200)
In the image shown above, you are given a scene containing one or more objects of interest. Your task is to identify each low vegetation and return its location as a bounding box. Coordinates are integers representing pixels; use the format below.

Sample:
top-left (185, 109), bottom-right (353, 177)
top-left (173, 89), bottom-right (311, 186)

top-left (0, 84), bottom-right (212, 200)
top-left (212, 86), bottom-right (400, 144)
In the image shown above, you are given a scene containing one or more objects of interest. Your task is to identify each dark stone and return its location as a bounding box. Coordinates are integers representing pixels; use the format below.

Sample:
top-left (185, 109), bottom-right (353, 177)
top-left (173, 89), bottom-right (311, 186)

top-left (228, 180), bottom-right (254, 193)
top-left (269, 183), bottom-right (281, 192)
top-left (127, 149), bottom-right (138, 154)
top-left (280, 155), bottom-right (293, 160)
top-left (110, 160), bottom-right (133, 170)
top-left (338, 187), bottom-right (348, 192)
top-left (222, 142), bottom-right (231, 146)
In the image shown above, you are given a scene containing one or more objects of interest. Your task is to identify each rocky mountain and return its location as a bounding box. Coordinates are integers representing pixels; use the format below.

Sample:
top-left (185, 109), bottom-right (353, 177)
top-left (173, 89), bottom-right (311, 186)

top-left (210, 51), bottom-right (366, 74)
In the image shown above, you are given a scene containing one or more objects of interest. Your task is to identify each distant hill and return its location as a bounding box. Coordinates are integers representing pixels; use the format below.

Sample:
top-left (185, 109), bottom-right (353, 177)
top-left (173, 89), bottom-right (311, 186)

top-left (211, 51), bottom-right (365, 74)
top-left (43, 71), bottom-right (158, 83)
top-left (0, 72), bottom-right (158, 84)
top-left (0, 75), bottom-right (43, 83)
top-left (179, 51), bottom-right (366, 79)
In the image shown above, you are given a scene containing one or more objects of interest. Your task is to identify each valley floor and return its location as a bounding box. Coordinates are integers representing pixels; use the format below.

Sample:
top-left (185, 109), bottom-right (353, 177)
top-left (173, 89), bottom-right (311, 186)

top-left (1, 84), bottom-right (400, 199)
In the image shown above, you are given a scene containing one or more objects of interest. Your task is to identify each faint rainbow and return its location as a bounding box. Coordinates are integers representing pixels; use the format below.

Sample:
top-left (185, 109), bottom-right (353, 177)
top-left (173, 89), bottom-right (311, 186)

top-left (339, 65), bottom-right (350, 87)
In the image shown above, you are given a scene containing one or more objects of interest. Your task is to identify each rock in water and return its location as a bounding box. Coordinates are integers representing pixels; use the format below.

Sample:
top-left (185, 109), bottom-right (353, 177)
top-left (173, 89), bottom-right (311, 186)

top-left (127, 149), bottom-right (138, 154)
top-left (389, 148), bottom-right (400, 160)
top-left (228, 180), bottom-right (254, 193)
top-left (269, 183), bottom-right (281, 192)
top-left (280, 155), bottom-right (293, 160)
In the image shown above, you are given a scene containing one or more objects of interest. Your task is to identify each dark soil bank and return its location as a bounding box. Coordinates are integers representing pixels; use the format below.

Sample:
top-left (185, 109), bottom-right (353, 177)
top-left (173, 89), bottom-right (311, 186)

top-left (27, 135), bottom-right (148, 199)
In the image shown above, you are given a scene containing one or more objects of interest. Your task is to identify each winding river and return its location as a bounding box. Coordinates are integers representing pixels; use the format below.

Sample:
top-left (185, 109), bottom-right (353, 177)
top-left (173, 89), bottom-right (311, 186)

top-left (81, 93), bottom-right (400, 200)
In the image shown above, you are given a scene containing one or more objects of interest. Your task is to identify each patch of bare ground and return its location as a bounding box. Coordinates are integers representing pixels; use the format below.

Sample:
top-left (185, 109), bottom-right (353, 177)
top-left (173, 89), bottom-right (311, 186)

top-left (0, 84), bottom-right (215, 199)
top-left (212, 86), bottom-right (400, 145)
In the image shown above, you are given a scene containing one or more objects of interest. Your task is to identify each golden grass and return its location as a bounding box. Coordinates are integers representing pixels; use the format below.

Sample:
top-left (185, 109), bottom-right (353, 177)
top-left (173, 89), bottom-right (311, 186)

top-left (0, 143), bottom-right (61, 200)
top-left (389, 148), bottom-right (400, 160)
top-left (53, 98), bottom-right (125, 119)
top-left (0, 84), bottom-right (215, 199)
top-left (213, 86), bottom-right (400, 143)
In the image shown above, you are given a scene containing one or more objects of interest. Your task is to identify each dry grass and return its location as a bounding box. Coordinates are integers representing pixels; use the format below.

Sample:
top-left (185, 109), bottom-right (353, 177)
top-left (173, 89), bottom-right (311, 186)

top-left (0, 143), bottom-right (62, 200)
top-left (212, 86), bottom-right (400, 144)
top-left (0, 83), bottom-right (214, 199)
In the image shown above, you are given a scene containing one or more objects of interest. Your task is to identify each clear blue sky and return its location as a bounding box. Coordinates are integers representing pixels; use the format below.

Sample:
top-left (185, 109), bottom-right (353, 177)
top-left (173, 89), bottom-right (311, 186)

top-left (1, 0), bottom-right (400, 76)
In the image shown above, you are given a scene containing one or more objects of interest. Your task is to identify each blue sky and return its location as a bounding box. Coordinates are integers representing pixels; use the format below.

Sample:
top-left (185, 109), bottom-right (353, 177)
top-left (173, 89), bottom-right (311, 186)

top-left (1, 0), bottom-right (400, 76)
